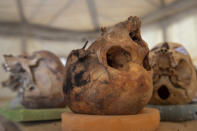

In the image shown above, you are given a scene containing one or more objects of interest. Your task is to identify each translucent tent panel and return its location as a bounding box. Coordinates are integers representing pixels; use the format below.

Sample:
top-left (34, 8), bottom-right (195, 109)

top-left (22, 0), bottom-right (157, 30)
top-left (0, 0), bottom-right (20, 22)
top-left (141, 24), bottom-right (164, 49)
top-left (26, 38), bottom-right (86, 57)
top-left (167, 13), bottom-right (197, 65)
top-left (0, 0), bottom-right (175, 30)
top-left (60, 57), bottom-right (67, 65)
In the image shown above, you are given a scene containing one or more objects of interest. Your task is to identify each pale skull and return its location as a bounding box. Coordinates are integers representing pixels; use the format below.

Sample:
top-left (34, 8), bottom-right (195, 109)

top-left (149, 42), bottom-right (197, 105)
top-left (2, 51), bottom-right (66, 108)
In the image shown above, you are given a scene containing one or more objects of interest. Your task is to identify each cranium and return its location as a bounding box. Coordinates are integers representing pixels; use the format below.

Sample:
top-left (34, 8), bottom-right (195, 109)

top-left (63, 16), bottom-right (153, 115)
top-left (2, 51), bottom-right (66, 108)
top-left (149, 42), bottom-right (197, 104)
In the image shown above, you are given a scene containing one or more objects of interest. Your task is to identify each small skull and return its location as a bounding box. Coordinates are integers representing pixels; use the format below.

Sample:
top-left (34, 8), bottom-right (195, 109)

top-left (149, 42), bottom-right (197, 105)
top-left (2, 51), bottom-right (66, 108)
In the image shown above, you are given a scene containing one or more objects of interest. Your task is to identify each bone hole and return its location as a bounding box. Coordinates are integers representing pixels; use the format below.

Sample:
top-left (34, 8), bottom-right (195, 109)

top-left (129, 31), bottom-right (140, 44)
top-left (158, 85), bottom-right (170, 100)
top-left (107, 46), bottom-right (131, 71)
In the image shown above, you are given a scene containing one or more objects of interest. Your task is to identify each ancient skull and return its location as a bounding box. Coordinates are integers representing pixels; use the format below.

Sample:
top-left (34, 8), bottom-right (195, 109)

top-left (2, 51), bottom-right (66, 108)
top-left (63, 16), bottom-right (153, 115)
top-left (149, 42), bottom-right (197, 105)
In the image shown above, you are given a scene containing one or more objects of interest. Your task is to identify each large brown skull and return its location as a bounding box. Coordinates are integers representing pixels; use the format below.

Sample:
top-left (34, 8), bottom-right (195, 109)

top-left (149, 42), bottom-right (197, 105)
top-left (2, 51), bottom-right (66, 108)
top-left (63, 16), bottom-right (153, 115)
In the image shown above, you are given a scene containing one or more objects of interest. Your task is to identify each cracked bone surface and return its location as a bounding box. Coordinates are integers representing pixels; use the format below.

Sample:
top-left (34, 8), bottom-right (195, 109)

top-left (63, 16), bottom-right (153, 115)
top-left (2, 51), bottom-right (66, 108)
top-left (149, 42), bottom-right (197, 105)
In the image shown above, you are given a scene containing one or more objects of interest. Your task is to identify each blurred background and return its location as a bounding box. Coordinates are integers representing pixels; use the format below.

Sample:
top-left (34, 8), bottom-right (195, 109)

top-left (0, 0), bottom-right (197, 98)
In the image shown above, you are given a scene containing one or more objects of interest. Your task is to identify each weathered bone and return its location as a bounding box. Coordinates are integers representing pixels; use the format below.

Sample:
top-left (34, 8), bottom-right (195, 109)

top-left (149, 42), bottom-right (197, 105)
top-left (63, 16), bottom-right (153, 115)
top-left (2, 51), bottom-right (66, 108)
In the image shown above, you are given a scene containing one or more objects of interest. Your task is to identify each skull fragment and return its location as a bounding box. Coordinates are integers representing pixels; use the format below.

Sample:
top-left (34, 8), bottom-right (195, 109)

top-left (149, 42), bottom-right (197, 105)
top-left (2, 51), bottom-right (66, 108)
top-left (63, 16), bottom-right (153, 115)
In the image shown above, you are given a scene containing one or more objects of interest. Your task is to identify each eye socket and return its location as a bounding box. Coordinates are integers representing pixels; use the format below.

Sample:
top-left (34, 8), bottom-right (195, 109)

top-left (106, 46), bottom-right (131, 71)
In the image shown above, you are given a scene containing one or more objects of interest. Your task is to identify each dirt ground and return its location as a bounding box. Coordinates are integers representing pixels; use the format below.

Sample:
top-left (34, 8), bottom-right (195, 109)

top-left (158, 120), bottom-right (197, 131)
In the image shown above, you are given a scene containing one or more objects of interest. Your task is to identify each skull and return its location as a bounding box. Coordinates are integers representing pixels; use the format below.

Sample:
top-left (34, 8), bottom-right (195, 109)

top-left (149, 42), bottom-right (197, 105)
top-left (2, 51), bottom-right (66, 108)
top-left (63, 16), bottom-right (153, 115)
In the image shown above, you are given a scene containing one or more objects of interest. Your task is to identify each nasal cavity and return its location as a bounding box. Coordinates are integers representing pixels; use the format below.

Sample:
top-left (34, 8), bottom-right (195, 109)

top-left (106, 46), bottom-right (131, 71)
top-left (158, 85), bottom-right (170, 100)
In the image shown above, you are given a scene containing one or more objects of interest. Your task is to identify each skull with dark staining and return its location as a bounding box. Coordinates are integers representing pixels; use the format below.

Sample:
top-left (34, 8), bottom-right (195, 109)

top-left (63, 16), bottom-right (153, 115)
